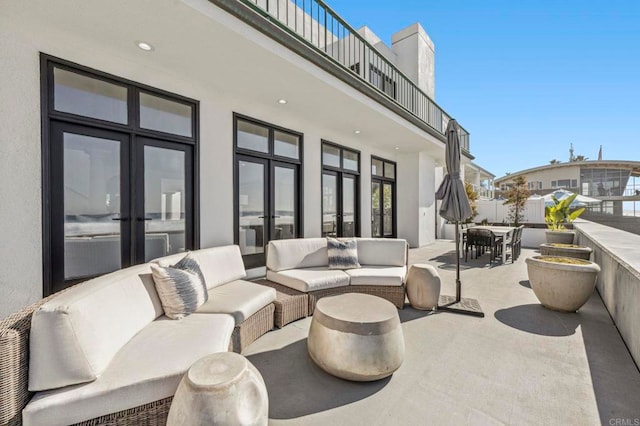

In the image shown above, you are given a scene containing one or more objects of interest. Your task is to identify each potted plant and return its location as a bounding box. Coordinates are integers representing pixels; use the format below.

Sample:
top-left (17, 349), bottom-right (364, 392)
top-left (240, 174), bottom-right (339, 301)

top-left (545, 193), bottom-right (585, 244)
top-left (526, 255), bottom-right (600, 312)
top-left (539, 243), bottom-right (592, 260)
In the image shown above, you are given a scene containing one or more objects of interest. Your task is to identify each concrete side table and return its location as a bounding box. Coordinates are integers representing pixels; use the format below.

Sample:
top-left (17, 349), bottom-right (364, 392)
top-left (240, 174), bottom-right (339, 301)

top-left (406, 264), bottom-right (441, 310)
top-left (307, 293), bottom-right (404, 381)
top-left (167, 352), bottom-right (268, 426)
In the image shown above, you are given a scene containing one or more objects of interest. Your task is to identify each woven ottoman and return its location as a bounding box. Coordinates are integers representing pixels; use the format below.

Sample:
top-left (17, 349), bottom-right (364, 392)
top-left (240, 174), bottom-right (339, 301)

top-left (307, 293), bottom-right (404, 381)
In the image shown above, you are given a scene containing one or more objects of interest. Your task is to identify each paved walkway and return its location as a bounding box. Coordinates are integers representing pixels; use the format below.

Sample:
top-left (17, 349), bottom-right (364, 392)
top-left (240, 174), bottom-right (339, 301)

top-left (245, 240), bottom-right (640, 425)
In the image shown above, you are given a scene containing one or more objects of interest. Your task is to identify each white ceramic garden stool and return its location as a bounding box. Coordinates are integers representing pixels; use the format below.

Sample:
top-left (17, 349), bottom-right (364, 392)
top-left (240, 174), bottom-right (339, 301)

top-left (167, 352), bottom-right (268, 426)
top-left (406, 264), bottom-right (441, 310)
top-left (308, 293), bottom-right (404, 381)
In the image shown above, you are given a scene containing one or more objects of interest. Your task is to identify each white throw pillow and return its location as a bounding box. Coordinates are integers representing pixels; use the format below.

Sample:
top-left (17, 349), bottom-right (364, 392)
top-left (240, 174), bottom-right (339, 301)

top-left (151, 253), bottom-right (208, 319)
top-left (327, 237), bottom-right (361, 270)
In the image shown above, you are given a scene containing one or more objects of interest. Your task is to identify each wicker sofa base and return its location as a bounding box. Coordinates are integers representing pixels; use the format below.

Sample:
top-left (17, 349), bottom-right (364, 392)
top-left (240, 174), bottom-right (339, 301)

top-left (230, 303), bottom-right (275, 353)
top-left (71, 396), bottom-right (173, 426)
top-left (308, 285), bottom-right (406, 315)
top-left (253, 280), bottom-right (309, 328)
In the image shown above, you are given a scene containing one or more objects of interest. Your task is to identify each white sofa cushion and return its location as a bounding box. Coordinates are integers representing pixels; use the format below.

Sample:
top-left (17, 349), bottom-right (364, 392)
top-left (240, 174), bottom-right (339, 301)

top-left (23, 313), bottom-right (234, 426)
top-left (346, 266), bottom-right (407, 286)
top-left (196, 280), bottom-right (276, 324)
top-left (28, 264), bottom-right (164, 392)
top-left (266, 268), bottom-right (349, 292)
top-left (266, 238), bottom-right (328, 272)
top-left (356, 238), bottom-right (407, 267)
top-left (152, 245), bottom-right (247, 290)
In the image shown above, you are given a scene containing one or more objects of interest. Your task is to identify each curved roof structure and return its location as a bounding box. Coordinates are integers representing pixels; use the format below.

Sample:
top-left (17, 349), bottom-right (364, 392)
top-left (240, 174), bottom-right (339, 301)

top-left (495, 160), bottom-right (640, 184)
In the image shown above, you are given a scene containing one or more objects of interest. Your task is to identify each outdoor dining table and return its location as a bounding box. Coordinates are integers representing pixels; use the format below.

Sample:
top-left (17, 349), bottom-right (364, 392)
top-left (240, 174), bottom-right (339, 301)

top-left (461, 225), bottom-right (516, 263)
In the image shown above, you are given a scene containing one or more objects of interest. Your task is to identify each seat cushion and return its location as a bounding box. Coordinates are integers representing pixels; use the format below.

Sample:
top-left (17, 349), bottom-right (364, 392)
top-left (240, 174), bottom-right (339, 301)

top-left (152, 245), bottom-right (246, 290)
top-left (356, 238), bottom-right (407, 267)
top-left (23, 313), bottom-right (234, 426)
top-left (29, 264), bottom-right (164, 392)
top-left (196, 280), bottom-right (276, 324)
top-left (346, 266), bottom-right (407, 286)
top-left (266, 238), bottom-right (328, 271)
top-left (266, 268), bottom-right (349, 293)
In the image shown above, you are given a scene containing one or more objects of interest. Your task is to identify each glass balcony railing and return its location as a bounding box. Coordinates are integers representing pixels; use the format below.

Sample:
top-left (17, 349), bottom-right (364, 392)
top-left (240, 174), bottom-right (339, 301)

top-left (237, 0), bottom-right (471, 152)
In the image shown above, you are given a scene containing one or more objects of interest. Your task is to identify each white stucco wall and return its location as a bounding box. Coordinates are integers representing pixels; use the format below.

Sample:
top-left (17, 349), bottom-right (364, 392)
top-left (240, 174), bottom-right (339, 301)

top-left (0, 2), bottom-right (441, 318)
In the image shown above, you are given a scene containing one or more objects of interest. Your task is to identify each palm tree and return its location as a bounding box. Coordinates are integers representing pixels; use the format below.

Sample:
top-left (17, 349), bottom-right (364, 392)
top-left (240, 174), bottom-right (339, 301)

top-left (573, 155), bottom-right (588, 162)
top-left (549, 159), bottom-right (560, 164)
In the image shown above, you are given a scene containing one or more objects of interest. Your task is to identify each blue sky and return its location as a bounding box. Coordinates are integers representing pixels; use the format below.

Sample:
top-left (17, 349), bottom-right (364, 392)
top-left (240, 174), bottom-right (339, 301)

top-left (327, 0), bottom-right (640, 179)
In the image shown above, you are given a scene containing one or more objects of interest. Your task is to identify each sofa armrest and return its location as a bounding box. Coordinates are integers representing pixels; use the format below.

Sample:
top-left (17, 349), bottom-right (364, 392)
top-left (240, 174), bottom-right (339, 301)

top-left (0, 286), bottom-right (76, 425)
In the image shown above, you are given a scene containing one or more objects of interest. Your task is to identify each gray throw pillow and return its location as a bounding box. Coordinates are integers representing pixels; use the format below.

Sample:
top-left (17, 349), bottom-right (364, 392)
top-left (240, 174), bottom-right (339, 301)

top-left (151, 253), bottom-right (208, 320)
top-left (327, 237), bottom-right (361, 270)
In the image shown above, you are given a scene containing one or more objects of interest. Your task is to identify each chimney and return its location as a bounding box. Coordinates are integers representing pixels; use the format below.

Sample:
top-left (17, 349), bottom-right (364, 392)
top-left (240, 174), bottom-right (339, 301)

top-left (391, 23), bottom-right (435, 99)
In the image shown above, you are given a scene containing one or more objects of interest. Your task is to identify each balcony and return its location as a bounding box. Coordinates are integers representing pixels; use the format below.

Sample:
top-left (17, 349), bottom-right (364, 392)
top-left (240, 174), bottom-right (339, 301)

top-left (215, 0), bottom-right (471, 153)
top-left (245, 239), bottom-right (640, 423)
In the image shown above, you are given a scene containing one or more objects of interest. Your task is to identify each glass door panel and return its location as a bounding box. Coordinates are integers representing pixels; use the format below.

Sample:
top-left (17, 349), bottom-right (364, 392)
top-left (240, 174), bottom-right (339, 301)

top-left (372, 180), bottom-right (382, 237)
top-left (273, 165), bottom-right (296, 240)
top-left (238, 158), bottom-right (267, 268)
top-left (383, 183), bottom-right (394, 236)
top-left (143, 145), bottom-right (186, 262)
top-left (63, 133), bottom-right (124, 280)
top-left (342, 175), bottom-right (356, 237)
top-left (322, 172), bottom-right (338, 237)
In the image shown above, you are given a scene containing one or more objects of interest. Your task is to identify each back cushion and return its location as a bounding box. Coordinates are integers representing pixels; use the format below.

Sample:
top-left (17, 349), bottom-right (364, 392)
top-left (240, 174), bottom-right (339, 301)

top-left (266, 238), bottom-right (328, 271)
top-left (356, 238), bottom-right (408, 266)
top-left (153, 246), bottom-right (246, 289)
top-left (29, 264), bottom-right (163, 391)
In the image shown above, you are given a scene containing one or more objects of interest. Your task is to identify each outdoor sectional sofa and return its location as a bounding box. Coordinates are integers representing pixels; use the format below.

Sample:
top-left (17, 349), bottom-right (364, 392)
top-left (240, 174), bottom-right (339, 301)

top-left (0, 245), bottom-right (276, 426)
top-left (265, 237), bottom-right (408, 313)
top-left (0, 237), bottom-right (408, 425)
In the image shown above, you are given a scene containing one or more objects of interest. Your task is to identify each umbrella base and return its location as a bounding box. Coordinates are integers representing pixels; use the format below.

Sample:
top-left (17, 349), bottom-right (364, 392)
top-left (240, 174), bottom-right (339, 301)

top-left (438, 295), bottom-right (485, 318)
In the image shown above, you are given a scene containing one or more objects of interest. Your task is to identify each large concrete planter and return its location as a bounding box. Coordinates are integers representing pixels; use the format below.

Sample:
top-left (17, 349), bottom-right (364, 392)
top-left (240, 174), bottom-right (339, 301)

top-left (539, 243), bottom-right (592, 260)
top-left (545, 230), bottom-right (575, 244)
top-left (526, 255), bottom-right (600, 312)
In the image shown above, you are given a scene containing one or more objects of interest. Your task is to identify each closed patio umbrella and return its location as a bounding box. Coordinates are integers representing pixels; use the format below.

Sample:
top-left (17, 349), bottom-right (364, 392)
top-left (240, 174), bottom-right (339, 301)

top-left (436, 119), bottom-right (484, 317)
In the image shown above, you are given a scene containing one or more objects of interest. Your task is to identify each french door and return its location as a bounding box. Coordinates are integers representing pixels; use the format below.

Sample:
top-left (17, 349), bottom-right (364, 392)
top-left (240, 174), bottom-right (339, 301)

top-left (237, 156), bottom-right (299, 268)
top-left (371, 179), bottom-right (395, 237)
top-left (322, 171), bottom-right (358, 237)
top-left (49, 122), bottom-right (193, 293)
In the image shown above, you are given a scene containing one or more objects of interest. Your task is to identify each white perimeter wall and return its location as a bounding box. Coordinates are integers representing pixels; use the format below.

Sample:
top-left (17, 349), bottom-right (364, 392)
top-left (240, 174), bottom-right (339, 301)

top-left (0, 14), bottom-right (438, 317)
top-left (475, 198), bottom-right (546, 224)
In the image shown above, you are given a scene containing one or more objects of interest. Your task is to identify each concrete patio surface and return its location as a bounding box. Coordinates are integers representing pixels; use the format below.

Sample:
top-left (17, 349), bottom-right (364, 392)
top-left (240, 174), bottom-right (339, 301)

top-left (245, 240), bottom-right (640, 425)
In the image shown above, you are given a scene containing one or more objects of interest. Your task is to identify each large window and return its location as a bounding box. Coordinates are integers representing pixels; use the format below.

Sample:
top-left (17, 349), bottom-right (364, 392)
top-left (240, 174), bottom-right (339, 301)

top-left (371, 157), bottom-right (396, 237)
top-left (581, 168), bottom-right (631, 197)
top-left (322, 142), bottom-right (360, 237)
top-left (234, 115), bottom-right (302, 268)
top-left (42, 55), bottom-right (198, 295)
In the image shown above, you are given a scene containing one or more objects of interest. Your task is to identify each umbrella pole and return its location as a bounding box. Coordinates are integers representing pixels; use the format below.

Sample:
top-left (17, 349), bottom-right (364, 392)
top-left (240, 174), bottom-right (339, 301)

top-left (438, 221), bottom-right (485, 317)
top-left (455, 220), bottom-right (461, 302)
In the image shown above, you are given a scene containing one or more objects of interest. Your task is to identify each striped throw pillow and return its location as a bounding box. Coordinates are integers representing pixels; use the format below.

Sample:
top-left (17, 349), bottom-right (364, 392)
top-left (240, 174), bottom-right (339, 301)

top-left (151, 253), bottom-right (208, 320)
top-left (327, 237), bottom-right (361, 270)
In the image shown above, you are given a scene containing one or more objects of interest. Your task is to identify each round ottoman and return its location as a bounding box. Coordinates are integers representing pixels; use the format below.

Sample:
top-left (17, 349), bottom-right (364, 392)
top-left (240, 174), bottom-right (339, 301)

top-left (406, 264), bottom-right (441, 310)
top-left (307, 293), bottom-right (404, 381)
top-left (167, 352), bottom-right (268, 426)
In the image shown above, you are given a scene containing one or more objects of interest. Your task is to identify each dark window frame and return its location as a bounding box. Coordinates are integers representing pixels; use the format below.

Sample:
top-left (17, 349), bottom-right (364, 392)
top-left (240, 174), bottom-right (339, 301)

top-left (371, 155), bottom-right (397, 238)
top-left (233, 113), bottom-right (304, 268)
top-left (321, 140), bottom-right (361, 237)
top-left (41, 54), bottom-right (200, 296)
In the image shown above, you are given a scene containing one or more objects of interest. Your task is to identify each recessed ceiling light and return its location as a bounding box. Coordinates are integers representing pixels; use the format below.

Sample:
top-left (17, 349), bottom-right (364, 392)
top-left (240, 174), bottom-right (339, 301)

top-left (395, 147), bottom-right (400, 150)
top-left (354, 130), bottom-right (361, 134)
top-left (136, 41), bottom-right (154, 51)
top-left (278, 99), bottom-right (288, 104)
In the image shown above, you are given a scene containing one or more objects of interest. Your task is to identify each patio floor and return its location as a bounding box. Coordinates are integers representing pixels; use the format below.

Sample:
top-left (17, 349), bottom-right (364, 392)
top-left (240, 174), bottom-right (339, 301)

top-left (245, 240), bottom-right (640, 425)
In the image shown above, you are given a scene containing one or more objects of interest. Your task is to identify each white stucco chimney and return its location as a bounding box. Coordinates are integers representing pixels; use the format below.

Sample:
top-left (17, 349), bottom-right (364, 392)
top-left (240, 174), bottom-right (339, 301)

top-left (391, 23), bottom-right (435, 99)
